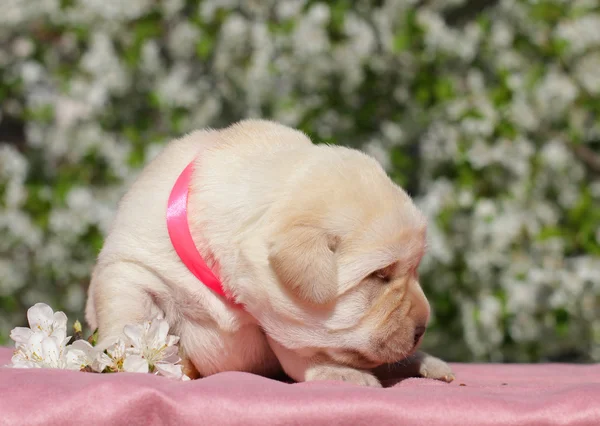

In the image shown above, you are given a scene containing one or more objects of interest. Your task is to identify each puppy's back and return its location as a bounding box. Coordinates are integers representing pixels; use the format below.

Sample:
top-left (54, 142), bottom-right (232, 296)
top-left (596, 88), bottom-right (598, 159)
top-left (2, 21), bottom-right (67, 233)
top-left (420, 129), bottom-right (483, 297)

top-left (85, 120), bottom-right (313, 329)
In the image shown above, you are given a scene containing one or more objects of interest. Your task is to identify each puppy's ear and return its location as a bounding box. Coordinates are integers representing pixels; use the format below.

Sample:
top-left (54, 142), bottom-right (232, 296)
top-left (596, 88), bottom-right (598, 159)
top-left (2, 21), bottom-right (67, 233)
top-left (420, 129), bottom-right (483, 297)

top-left (268, 226), bottom-right (339, 305)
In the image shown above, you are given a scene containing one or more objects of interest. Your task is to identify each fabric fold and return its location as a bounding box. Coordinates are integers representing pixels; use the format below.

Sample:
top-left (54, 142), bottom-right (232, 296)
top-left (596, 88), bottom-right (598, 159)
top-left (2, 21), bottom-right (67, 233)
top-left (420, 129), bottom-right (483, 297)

top-left (1, 348), bottom-right (599, 426)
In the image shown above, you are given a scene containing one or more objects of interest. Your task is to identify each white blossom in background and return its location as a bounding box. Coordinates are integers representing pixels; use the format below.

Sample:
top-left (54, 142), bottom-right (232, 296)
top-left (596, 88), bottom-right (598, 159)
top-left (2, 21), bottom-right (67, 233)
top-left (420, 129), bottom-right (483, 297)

top-left (574, 53), bottom-right (600, 95)
top-left (168, 22), bottom-right (200, 60)
top-left (74, 0), bottom-right (154, 22)
top-left (554, 14), bottom-right (600, 57)
top-left (534, 69), bottom-right (579, 119)
top-left (364, 140), bottom-right (391, 170)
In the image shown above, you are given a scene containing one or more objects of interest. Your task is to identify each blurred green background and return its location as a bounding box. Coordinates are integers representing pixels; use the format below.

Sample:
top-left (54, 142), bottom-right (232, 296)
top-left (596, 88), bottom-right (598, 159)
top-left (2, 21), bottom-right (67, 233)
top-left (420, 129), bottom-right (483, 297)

top-left (1, 0), bottom-right (599, 362)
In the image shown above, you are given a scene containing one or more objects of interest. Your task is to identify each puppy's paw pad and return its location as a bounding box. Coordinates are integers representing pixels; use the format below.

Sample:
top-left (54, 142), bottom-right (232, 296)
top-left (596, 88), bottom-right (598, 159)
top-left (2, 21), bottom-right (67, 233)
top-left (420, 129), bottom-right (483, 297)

top-left (419, 356), bottom-right (455, 383)
top-left (307, 365), bottom-right (382, 387)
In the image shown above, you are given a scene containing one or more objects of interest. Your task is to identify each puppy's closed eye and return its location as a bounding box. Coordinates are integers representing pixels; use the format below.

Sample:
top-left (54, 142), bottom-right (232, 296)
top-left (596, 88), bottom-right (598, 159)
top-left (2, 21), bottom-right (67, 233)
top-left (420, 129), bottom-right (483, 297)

top-left (369, 266), bottom-right (394, 284)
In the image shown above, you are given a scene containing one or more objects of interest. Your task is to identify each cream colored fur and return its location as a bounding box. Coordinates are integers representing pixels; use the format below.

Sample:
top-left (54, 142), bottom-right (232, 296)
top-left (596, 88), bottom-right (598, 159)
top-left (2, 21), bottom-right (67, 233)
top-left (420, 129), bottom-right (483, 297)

top-left (86, 119), bottom-right (453, 386)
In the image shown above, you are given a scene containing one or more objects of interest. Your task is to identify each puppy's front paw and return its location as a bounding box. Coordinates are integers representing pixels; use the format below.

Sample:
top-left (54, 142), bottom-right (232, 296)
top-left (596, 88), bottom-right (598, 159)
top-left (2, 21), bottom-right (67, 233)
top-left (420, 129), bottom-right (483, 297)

top-left (419, 354), bottom-right (455, 383)
top-left (306, 364), bottom-right (382, 387)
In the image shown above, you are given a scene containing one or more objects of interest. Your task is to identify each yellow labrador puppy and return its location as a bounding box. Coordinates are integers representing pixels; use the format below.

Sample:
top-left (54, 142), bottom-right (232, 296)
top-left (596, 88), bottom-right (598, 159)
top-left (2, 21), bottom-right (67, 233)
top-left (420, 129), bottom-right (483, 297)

top-left (85, 119), bottom-right (454, 386)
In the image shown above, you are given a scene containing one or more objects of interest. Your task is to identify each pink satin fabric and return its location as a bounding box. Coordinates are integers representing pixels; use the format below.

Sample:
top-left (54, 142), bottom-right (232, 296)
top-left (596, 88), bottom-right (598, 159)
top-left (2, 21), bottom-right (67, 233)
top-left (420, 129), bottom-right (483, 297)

top-left (1, 347), bottom-right (599, 425)
top-left (166, 160), bottom-right (238, 306)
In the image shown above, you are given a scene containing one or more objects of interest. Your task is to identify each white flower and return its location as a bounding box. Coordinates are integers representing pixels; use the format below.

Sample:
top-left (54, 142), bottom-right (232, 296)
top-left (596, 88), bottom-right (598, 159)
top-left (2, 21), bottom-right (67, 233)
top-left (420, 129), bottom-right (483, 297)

top-left (123, 316), bottom-right (189, 380)
top-left (69, 339), bottom-right (108, 372)
top-left (490, 21), bottom-right (514, 47)
top-left (554, 15), bottom-right (600, 57)
top-left (535, 69), bottom-right (579, 119)
top-left (11, 331), bottom-right (83, 370)
top-left (10, 303), bottom-right (69, 348)
top-left (99, 340), bottom-right (155, 374)
top-left (364, 140), bottom-right (391, 170)
top-left (8, 305), bottom-right (189, 380)
top-left (510, 96), bottom-right (539, 132)
top-left (154, 362), bottom-right (190, 381)
top-left (82, 316), bottom-right (189, 380)
top-left (94, 338), bottom-right (128, 372)
top-left (7, 303), bottom-right (93, 371)
top-left (123, 355), bottom-right (150, 373)
top-left (574, 52), bottom-right (600, 95)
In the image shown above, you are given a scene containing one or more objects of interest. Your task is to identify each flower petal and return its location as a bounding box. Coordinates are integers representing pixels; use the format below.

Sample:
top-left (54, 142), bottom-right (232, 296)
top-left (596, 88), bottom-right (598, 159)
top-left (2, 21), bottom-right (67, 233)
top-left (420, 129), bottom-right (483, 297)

top-left (154, 362), bottom-right (185, 380)
top-left (70, 339), bottom-right (94, 353)
top-left (154, 320), bottom-right (170, 346)
top-left (123, 355), bottom-right (149, 373)
top-left (52, 328), bottom-right (68, 345)
top-left (70, 339), bottom-right (97, 366)
top-left (59, 336), bottom-right (72, 349)
top-left (10, 347), bottom-right (31, 366)
top-left (107, 338), bottom-right (129, 360)
top-left (10, 356), bottom-right (38, 369)
top-left (27, 331), bottom-right (46, 361)
top-left (123, 324), bottom-right (144, 349)
top-left (41, 336), bottom-right (61, 368)
top-left (27, 303), bottom-right (55, 332)
top-left (92, 352), bottom-right (114, 373)
top-left (64, 347), bottom-right (87, 370)
top-left (52, 311), bottom-right (68, 331)
top-left (166, 335), bottom-right (180, 347)
top-left (10, 327), bottom-right (33, 345)
top-left (161, 346), bottom-right (180, 364)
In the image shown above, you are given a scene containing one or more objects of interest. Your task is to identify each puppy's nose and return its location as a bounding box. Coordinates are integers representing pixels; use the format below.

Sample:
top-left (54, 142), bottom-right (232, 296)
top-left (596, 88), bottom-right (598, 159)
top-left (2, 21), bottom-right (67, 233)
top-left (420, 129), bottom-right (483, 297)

top-left (413, 326), bottom-right (426, 346)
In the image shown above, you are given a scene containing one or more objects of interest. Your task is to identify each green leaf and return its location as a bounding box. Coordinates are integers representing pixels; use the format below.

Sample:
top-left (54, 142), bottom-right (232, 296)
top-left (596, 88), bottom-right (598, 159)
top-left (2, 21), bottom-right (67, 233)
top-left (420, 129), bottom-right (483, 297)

top-left (195, 35), bottom-right (214, 59)
top-left (88, 329), bottom-right (99, 346)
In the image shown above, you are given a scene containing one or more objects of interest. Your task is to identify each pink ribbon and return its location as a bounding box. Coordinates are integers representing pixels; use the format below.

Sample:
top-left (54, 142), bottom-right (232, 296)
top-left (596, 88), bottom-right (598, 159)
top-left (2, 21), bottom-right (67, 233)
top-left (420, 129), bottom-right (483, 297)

top-left (166, 160), bottom-right (240, 307)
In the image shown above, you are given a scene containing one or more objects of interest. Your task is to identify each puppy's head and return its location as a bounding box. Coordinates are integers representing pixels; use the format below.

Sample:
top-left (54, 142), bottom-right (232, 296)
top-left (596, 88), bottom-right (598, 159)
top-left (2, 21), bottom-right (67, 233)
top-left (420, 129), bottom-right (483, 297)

top-left (259, 146), bottom-right (430, 369)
